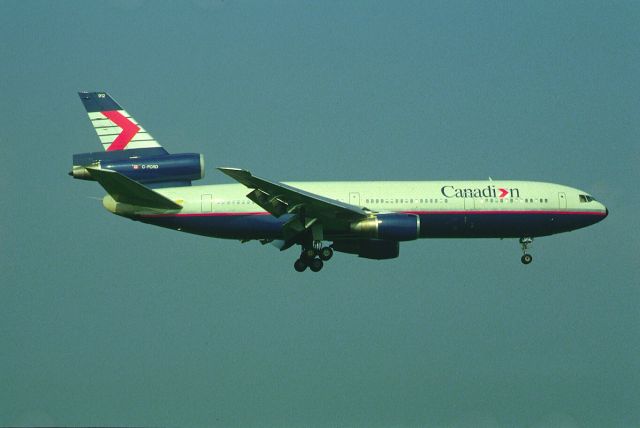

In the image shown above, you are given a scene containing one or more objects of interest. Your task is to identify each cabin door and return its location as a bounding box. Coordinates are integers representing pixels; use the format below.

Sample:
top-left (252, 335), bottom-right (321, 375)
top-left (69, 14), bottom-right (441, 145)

top-left (558, 192), bottom-right (567, 209)
top-left (201, 194), bottom-right (213, 213)
top-left (349, 192), bottom-right (360, 207)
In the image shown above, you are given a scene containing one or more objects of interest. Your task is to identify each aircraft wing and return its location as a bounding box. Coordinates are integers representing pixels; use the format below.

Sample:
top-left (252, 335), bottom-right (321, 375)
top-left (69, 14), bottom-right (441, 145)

top-left (218, 167), bottom-right (368, 242)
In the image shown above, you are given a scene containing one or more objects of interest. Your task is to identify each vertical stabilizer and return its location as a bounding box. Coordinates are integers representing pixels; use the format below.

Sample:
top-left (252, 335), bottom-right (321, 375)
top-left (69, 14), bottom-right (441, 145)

top-left (78, 91), bottom-right (165, 152)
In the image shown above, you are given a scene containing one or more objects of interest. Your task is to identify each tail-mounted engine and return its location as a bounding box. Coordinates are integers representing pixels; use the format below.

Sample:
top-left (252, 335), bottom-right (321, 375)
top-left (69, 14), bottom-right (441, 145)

top-left (71, 148), bottom-right (204, 187)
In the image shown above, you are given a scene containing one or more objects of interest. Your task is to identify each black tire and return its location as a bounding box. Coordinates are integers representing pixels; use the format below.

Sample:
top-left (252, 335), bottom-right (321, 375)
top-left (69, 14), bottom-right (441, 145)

top-left (309, 258), bottom-right (324, 272)
top-left (320, 247), bottom-right (333, 261)
top-left (303, 248), bottom-right (317, 260)
top-left (294, 258), bottom-right (308, 272)
top-left (521, 254), bottom-right (533, 265)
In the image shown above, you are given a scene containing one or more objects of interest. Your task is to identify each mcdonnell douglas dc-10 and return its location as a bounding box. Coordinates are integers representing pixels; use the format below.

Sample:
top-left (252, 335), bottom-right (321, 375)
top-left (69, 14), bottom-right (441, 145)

top-left (71, 92), bottom-right (608, 272)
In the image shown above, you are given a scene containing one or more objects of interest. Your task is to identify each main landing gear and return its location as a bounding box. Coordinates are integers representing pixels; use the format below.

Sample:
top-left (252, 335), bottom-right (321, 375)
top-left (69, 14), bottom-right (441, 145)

top-left (294, 241), bottom-right (333, 272)
top-left (519, 237), bottom-right (533, 265)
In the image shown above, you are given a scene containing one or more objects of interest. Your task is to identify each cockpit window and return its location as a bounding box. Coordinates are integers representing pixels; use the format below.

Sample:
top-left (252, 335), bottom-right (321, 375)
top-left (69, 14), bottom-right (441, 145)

top-left (579, 194), bottom-right (597, 203)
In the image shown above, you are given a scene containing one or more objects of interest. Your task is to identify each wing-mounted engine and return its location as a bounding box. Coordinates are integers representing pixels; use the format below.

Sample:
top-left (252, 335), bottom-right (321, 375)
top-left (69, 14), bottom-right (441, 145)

top-left (332, 214), bottom-right (420, 260)
top-left (350, 213), bottom-right (420, 241)
top-left (332, 239), bottom-right (400, 259)
top-left (71, 148), bottom-right (205, 187)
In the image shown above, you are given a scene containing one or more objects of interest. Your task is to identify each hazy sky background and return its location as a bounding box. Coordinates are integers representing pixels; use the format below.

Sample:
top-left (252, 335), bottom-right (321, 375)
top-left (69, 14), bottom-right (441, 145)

top-left (1, 1), bottom-right (638, 426)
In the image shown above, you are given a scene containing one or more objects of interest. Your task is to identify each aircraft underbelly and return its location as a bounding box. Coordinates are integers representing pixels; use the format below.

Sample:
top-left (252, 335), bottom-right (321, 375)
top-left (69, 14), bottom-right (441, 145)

top-left (419, 213), bottom-right (555, 238)
top-left (140, 214), bottom-right (287, 239)
top-left (420, 212), bottom-right (603, 238)
top-left (139, 211), bottom-right (599, 241)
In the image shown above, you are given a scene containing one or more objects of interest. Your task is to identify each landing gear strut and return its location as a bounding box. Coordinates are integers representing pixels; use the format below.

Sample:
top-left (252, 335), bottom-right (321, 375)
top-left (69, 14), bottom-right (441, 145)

top-left (294, 240), bottom-right (332, 272)
top-left (519, 237), bottom-right (533, 264)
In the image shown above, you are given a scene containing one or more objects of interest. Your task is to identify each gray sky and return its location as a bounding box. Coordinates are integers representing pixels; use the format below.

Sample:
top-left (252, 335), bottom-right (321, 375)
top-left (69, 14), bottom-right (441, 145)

top-left (1, 1), bottom-right (638, 426)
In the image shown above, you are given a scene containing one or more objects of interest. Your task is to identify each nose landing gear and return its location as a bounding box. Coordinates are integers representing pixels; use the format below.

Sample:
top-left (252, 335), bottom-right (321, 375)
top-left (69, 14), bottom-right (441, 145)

top-left (519, 237), bottom-right (533, 264)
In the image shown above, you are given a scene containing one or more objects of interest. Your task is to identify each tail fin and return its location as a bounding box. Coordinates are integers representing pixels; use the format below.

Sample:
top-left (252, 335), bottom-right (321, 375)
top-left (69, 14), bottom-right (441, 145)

top-left (78, 91), bottom-right (165, 152)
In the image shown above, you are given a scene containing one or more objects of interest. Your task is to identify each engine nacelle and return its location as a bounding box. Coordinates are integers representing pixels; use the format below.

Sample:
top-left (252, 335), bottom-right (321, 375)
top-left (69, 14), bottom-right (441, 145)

top-left (71, 150), bottom-right (204, 186)
top-left (332, 239), bottom-right (400, 259)
top-left (350, 213), bottom-right (420, 241)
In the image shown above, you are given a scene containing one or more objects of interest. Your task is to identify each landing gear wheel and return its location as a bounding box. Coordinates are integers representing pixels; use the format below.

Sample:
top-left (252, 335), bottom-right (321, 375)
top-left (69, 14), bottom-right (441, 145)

top-left (319, 247), bottom-right (333, 261)
top-left (309, 258), bottom-right (324, 272)
top-left (302, 248), bottom-right (317, 260)
top-left (294, 258), bottom-right (308, 272)
top-left (519, 237), bottom-right (534, 265)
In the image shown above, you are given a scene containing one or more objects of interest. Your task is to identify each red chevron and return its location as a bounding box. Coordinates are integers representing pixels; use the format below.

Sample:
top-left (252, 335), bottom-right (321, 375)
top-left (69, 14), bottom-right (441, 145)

top-left (498, 188), bottom-right (509, 198)
top-left (102, 110), bottom-right (140, 151)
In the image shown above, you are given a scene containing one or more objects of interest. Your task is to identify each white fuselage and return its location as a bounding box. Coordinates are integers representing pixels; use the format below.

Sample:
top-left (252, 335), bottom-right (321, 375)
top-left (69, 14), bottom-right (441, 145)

top-left (106, 180), bottom-right (607, 241)
top-left (152, 180), bottom-right (603, 216)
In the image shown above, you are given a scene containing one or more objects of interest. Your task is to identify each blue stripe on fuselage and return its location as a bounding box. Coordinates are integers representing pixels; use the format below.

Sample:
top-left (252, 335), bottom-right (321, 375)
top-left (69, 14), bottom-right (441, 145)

top-left (139, 213), bottom-right (291, 240)
top-left (414, 211), bottom-right (606, 238)
top-left (137, 210), bottom-right (606, 240)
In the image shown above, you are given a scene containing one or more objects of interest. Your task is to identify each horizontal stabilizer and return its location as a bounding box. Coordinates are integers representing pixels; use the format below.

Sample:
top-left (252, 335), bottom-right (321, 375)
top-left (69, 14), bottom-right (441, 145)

top-left (86, 167), bottom-right (182, 210)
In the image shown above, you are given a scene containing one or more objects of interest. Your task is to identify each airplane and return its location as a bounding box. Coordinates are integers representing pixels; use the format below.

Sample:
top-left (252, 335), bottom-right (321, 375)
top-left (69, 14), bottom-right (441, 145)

top-left (70, 91), bottom-right (608, 272)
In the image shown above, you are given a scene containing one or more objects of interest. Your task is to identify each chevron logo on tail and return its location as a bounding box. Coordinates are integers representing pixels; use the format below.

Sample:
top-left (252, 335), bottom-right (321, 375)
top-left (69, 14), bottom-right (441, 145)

top-left (79, 92), bottom-right (162, 151)
top-left (100, 110), bottom-right (141, 151)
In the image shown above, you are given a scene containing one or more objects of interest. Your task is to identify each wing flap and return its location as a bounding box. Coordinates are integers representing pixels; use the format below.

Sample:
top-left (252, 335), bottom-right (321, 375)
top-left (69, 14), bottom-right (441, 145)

top-left (218, 167), bottom-right (367, 222)
top-left (246, 188), bottom-right (289, 217)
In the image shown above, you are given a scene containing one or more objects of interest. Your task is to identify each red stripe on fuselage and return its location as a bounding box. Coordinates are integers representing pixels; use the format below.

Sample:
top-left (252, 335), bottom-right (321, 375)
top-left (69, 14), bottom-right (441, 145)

top-left (102, 110), bottom-right (140, 151)
top-left (140, 210), bottom-right (606, 218)
top-left (404, 210), bottom-right (607, 216)
top-left (141, 212), bottom-right (270, 218)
